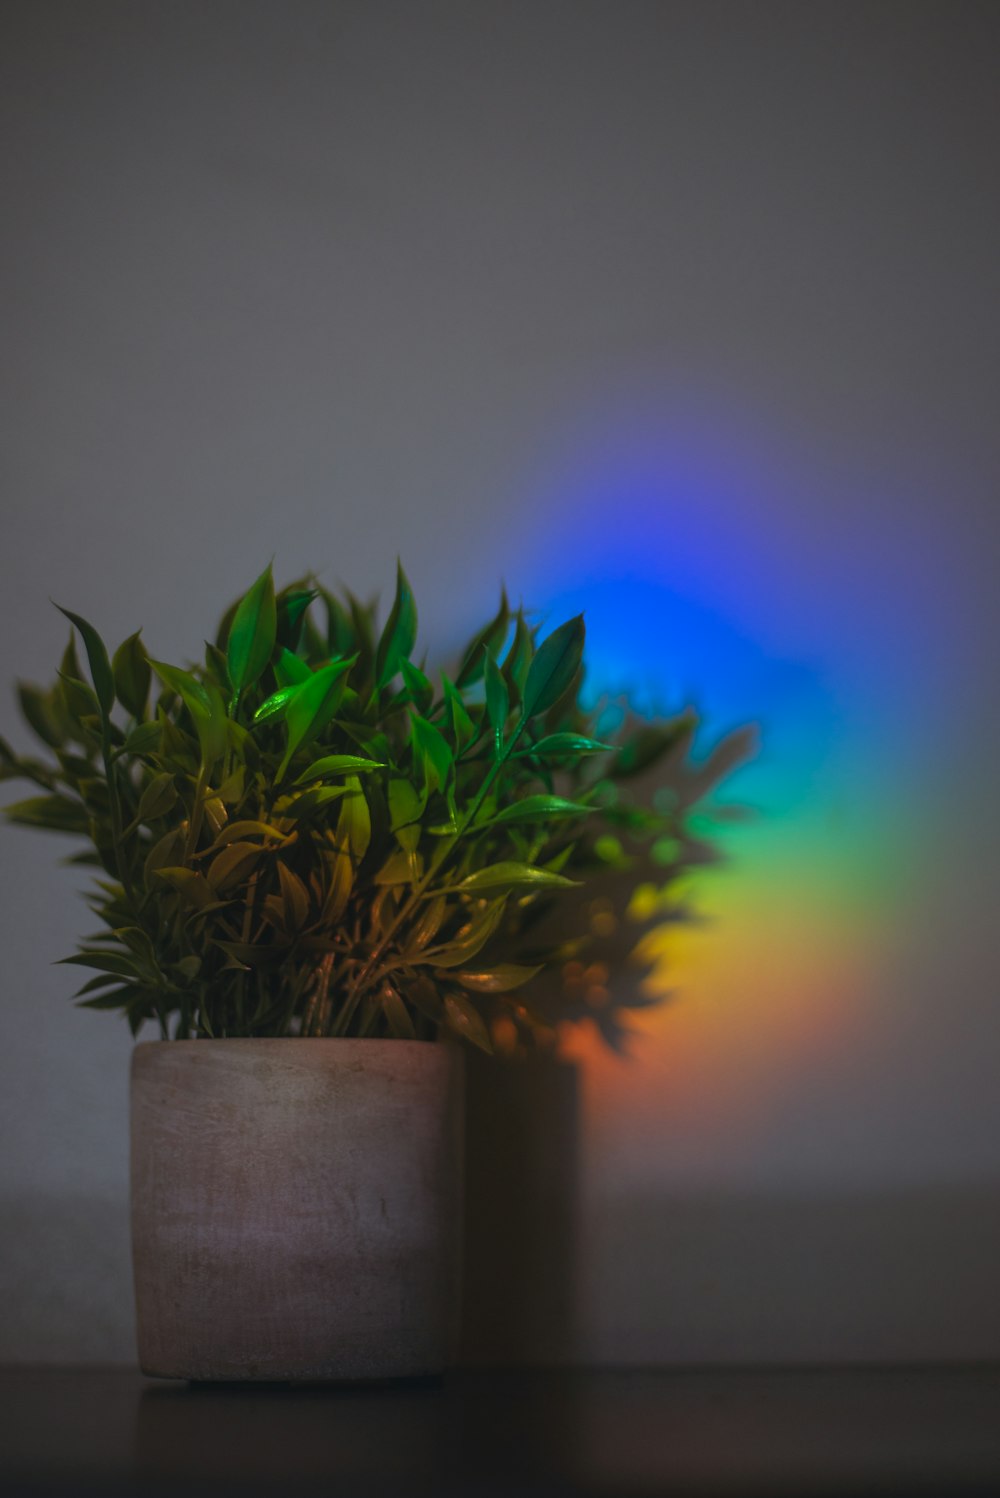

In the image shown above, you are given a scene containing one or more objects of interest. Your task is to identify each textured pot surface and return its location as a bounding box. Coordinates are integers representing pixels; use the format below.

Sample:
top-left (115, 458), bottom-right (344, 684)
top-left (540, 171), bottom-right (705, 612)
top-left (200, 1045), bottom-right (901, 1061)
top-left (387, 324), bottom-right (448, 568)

top-left (130, 1038), bottom-right (465, 1381)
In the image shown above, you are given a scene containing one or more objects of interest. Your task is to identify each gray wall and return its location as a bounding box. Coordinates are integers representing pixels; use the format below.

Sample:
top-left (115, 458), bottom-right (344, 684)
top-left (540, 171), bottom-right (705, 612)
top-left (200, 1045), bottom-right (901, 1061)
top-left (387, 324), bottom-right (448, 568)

top-left (2, 0), bottom-right (999, 1365)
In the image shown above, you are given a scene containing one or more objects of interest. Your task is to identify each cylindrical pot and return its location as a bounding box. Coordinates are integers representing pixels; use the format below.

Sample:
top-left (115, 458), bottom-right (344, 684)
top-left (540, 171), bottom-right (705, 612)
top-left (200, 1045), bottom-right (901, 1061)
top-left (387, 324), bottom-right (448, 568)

top-left (130, 1038), bottom-right (465, 1381)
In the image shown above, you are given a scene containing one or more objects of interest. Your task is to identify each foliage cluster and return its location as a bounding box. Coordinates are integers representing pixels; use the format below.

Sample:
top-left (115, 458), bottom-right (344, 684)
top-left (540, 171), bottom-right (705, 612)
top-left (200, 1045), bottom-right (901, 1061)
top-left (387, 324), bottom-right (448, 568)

top-left (1, 565), bottom-right (730, 1053)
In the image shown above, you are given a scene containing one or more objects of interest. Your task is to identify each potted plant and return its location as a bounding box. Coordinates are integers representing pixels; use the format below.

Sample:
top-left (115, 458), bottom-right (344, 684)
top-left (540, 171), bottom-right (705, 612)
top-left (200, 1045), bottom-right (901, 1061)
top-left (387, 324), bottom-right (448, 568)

top-left (1, 564), bottom-right (743, 1380)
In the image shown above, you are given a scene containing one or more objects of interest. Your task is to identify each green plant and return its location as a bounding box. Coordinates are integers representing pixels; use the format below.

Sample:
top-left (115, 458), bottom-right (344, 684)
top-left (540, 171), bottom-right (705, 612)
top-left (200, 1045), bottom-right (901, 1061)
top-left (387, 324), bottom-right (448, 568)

top-left (1, 564), bottom-right (745, 1052)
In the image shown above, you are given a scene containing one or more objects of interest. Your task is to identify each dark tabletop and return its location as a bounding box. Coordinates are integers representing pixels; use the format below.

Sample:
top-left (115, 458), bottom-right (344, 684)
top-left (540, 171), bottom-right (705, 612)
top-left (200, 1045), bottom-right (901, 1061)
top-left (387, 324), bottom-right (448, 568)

top-left (2, 1365), bottom-right (999, 1498)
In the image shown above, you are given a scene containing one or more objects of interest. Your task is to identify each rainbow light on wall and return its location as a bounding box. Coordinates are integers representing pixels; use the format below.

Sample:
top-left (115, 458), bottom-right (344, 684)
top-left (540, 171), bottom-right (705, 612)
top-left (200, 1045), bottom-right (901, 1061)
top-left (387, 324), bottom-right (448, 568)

top-left (513, 398), bottom-right (923, 1165)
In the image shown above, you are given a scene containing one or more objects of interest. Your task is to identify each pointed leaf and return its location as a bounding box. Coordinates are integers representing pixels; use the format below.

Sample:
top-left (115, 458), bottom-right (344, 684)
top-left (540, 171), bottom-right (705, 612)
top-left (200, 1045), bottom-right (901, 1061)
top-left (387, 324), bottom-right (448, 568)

top-left (283, 784), bottom-right (352, 819)
top-left (207, 819), bottom-right (289, 847)
top-left (292, 754), bottom-right (385, 784)
top-left (151, 867), bottom-right (215, 908)
top-left (4, 794), bottom-right (90, 833)
top-left (118, 721), bottom-right (161, 757)
top-left (450, 861), bottom-right (578, 895)
top-left (455, 587), bottom-right (510, 688)
top-left (407, 974), bottom-right (445, 1024)
top-left (16, 683), bottom-right (62, 748)
top-left (276, 658), bottom-right (357, 780)
top-left (336, 775), bottom-right (371, 861)
top-left (517, 732), bottom-right (613, 759)
top-left (410, 713), bottom-right (453, 793)
top-left (382, 987), bottom-right (416, 1039)
top-left (375, 560), bottom-right (418, 689)
top-left (273, 647), bottom-right (312, 688)
top-left (112, 632), bottom-right (151, 720)
top-left (320, 847), bottom-right (353, 923)
top-left (275, 589), bottom-right (317, 652)
top-left (227, 564), bottom-right (277, 699)
top-left (253, 681), bottom-right (301, 723)
top-left (277, 862), bottom-right (311, 929)
top-left (400, 657), bottom-right (433, 712)
top-left (522, 614), bottom-right (585, 720)
top-left (483, 648), bottom-right (509, 756)
top-left (206, 842), bottom-right (263, 891)
top-left (487, 795), bottom-right (594, 827)
top-left (441, 673), bottom-right (476, 750)
top-left (453, 963), bottom-right (542, 993)
top-left (443, 992), bottom-right (493, 1053)
top-left (134, 772), bottom-right (178, 825)
top-left (54, 605), bottom-right (115, 717)
top-left (422, 898), bottom-right (506, 967)
top-left (57, 950), bottom-right (139, 977)
top-left (502, 609), bottom-right (534, 700)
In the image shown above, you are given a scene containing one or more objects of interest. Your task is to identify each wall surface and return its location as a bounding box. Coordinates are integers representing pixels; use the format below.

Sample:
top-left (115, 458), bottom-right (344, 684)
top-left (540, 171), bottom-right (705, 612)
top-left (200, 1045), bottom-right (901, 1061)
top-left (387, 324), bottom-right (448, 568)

top-left (2, 0), bottom-right (999, 1365)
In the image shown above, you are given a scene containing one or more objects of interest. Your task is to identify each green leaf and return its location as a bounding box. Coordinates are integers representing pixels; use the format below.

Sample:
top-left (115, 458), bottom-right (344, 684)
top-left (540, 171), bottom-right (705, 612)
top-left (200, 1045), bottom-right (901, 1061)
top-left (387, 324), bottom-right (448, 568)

top-left (252, 682), bottom-right (301, 724)
top-left (389, 776), bottom-right (425, 854)
top-left (521, 614), bottom-right (585, 720)
top-left (399, 657), bottom-right (433, 713)
top-left (56, 672), bottom-right (102, 724)
top-left (336, 775), bottom-right (371, 861)
top-left (4, 794), bottom-right (90, 834)
top-left (292, 754), bottom-right (385, 784)
top-left (112, 632), bottom-right (151, 720)
top-left (53, 605), bottom-right (115, 718)
top-left (73, 971), bottom-right (125, 996)
top-left (318, 586), bottom-right (354, 657)
top-left (320, 847), bottom-right (353, 923)
top-left (452, 963), bottom-right (542, 993)
top-left (149, 660), bottom-right (209, 713)
top-left (440, 673), bottom-right (476, 750)
top-left (517, 732), bottom-right (613, 759)
top-left (117, 721), bottom-right (161, 757)
top-left (151, 867), bottom-right (216, 908)
top-left (382, 986), bottom-right (416, 1039)
top-left (206, 842), bottom-right (263, 891)
top-left (502, 609), bottom-right (534, 700)
top-left (443, 991), bottom-right (493, 1053)
top-left (449, 861), bottom-right (578, 895)
top-left (374, 848), bottom-right (417, 885)
top-left (407, 975), bottom-right (445, 1024)
top-left (143, 828), bottom-right (185, 885)
top-left (410, 713), bottom-right (453, 794)
top-left (375, 561), bottom-right (418, 689)
top-left (277, 862), bottom-right (311, 929)
top-left (282, 785), bottom-right (353, 819)
top-left (403, 895), bottom-right (448, 953)
top-left (422, 898), bottom-right (506, 967)
top-left (151, 663), bottom-right (228, 770)
top-left (203, 640), bottom-right (232, 693)
top-left (486, 795), bottom-right (594, 827)
top-left (455, 587), bottom-right (510, 688)
top-left (57, 950), bottom-right (140, 977)
top-left (16, 683), bottom-right (62, 748)
top-left (207, 820), bottom-right (289, 847)
top-left (483, 649), bottom-right (509, 757)
top-left (275, 657), bottom-right (357, 781)
top-left (133, 772), bottom-right (178, 825)
top-left (77, 990), bottom-right (132, 1011)
top-left (275, 589), bottom-right (317, 652)
top-left (273, 647), bottom-right (312, 687)
top-left (227, 564), bottom-right (277, 701)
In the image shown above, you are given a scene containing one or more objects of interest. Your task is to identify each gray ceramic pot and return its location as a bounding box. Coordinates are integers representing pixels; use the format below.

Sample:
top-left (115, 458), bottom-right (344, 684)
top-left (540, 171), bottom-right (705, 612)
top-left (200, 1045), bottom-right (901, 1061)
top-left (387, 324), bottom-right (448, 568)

top-left (130, 1038), bottom-right (465, 1381)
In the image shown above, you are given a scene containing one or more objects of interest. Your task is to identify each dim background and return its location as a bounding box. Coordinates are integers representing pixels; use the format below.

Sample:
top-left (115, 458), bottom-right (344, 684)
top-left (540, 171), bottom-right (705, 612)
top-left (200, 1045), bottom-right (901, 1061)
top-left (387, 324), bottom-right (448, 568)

top-left (1, 0), bottom-right (998, 1365)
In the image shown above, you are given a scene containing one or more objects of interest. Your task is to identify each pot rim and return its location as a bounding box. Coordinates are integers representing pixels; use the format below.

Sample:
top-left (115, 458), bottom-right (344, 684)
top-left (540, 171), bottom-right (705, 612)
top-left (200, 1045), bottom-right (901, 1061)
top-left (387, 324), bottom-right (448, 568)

top-left (131, 1035), bottom-right (462, 1051)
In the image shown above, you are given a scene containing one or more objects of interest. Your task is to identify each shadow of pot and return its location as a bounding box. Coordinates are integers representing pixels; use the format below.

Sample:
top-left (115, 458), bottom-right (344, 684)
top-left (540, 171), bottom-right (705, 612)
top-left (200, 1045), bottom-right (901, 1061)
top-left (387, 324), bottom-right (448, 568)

top-left (460, 1047), bottom-right (581, 1366)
